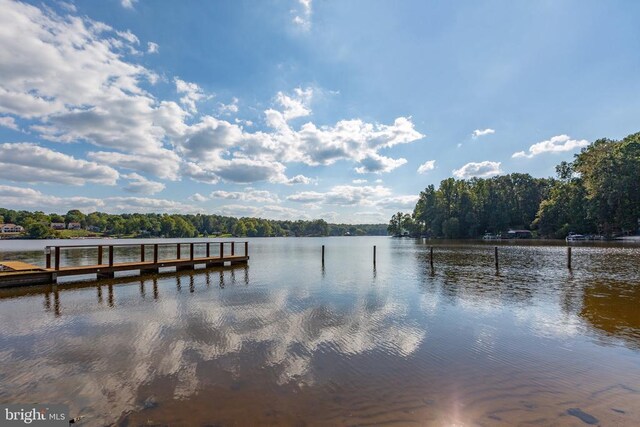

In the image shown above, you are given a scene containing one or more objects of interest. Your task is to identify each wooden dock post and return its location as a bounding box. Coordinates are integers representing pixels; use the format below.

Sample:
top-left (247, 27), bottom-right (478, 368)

top-left (55, 246), bottom-right (60, 270)
top-left (231, 242), bottom-right (235, 256)
top-left (429, 247), bottom-right (434, 269)
top-left (98, 246), bottom-right (103, 265)
top-left (190, 243), bottom-right (195, 261)
top-left (373, 245), bottom-right (376, 266)
top-left (494, 246), bottom-right (499, 270)
top-left (153, 244), bottom-right (158, 263)
top-left (206, 242), bottom-right (210, 258)
top-left (245, 241), bottom-right (248, 257)
top-left (108, 246), bottom-right (114, 267)
top-left (176, 243), bottom-right (181, 260)
top-left (567, 247), bottom-right (572, 269)
top-left (45, 248), bottom-right (51, 269)
top-left (140, 244), bottom-right (145, 262)
top-left (322, 245), bottom-right (325, 264)
top-left (220, 242), bottom-right (224, 258)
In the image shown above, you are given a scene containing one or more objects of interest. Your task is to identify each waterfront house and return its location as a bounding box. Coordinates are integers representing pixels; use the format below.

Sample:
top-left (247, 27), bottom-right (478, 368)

top-left (67, 222), bottom-right (82, 230)
top-left (51, 222), bottom-right (66, 230)
top-left (505, 229), bottom-right (533, 239)
top-left (0, 224), bottom-right (24, 233)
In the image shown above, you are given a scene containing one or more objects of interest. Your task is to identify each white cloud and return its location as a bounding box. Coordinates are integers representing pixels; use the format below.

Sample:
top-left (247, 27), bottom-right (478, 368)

top-left (512, 134), bottom-right (589, 159)
top-left (121, 0), bottom-right (137, 9)
top-left (472, 128), bottom-right (495, 138)
top-left (352, 179), bottom-right (367, 184)
top-left (210, 189), bottom-right (280, 204)
top-left (218, 97), bottom-right (239, 115)
top-left (0, 116), bottom-right (18, 130)
top-left (286, 174), bottom-right (314, 185)
top-left (376, 195), bottom-right (419, 209)
top-left (147, 42), bottom-right (159, 54)
top-left (189, 193), bottom-right (208, 202)
top-left (293, 0), bottom-right (312, 30)
top-left (122, 173), bottom-right (165, 195)
top-left (417, 160), bottom-right (436, 174)
top-left (452, 161), bottom-right (502, 179)
top-left (355, 153), bottom-right (407, 174)
top-left (274, 87), bottom-right (313, 121)
top-left (175, 78), bottom-right (207, 113)
top-left (0, 185), bottom-right (198, 214)
top-left (287, 184), bottom-right (392, 206)
top-left (0, 185), bottom-right (104, 212)
top-left (0, 143), bottom-right (119, 185)
top-left (88, 149), bottom-right (181, 181)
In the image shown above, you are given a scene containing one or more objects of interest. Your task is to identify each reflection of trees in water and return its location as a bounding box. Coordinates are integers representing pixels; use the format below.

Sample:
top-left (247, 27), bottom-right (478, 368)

top-left (0, 267), bottom-right (425, 425)
top-left (580, 280), bottom-right (640, 349)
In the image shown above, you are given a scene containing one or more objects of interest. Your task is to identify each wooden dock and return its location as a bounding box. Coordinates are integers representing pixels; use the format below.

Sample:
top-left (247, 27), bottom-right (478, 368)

top-left (0, 241), bottom-right (249, 288)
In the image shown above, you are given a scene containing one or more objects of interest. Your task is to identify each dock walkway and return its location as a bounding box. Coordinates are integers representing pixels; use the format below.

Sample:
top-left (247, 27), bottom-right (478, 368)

top-left (0, 241), bottom-right (249, 288)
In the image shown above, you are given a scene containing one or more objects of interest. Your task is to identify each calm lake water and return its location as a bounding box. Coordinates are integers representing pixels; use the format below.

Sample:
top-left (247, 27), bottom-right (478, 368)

top-left (1, 237), bottom-right (639, 426)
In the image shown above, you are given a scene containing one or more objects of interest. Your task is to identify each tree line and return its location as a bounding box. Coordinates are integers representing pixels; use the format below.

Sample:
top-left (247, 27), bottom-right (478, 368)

top-left (0, 208), bottom-right (387, 239)
top-left (389, 131), bottom-right (640, 239)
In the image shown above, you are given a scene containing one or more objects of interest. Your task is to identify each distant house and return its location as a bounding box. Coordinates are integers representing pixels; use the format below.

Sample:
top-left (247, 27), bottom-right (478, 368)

top-left (51, 223), bottom-right (66, 230)
top-left (506, 229), bottom-right (533, 239)
top-left (0, 224), bottom-right (24, 233)
top-left (67, 222), bottom-right (82, 230)
top-left (87, 225), bottom-right (101, 232)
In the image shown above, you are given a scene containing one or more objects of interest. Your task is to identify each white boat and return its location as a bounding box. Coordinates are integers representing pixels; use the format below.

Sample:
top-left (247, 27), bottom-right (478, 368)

top-left (482, 233), bottom-right (499, 240)
top-left (566, 232), bottom-right (586, 242)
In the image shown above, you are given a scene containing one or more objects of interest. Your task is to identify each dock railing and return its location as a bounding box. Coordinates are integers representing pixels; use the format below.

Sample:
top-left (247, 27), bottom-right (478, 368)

top-left (45, 241), bottom-right (249, 271)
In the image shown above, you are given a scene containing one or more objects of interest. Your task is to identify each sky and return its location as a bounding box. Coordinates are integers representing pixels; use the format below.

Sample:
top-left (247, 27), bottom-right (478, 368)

top-left (0, 0), bottom-right (639, 224)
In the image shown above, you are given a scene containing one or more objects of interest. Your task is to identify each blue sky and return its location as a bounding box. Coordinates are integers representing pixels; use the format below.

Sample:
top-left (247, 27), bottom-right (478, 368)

top-left (0, 0), bottom-right (639, 223)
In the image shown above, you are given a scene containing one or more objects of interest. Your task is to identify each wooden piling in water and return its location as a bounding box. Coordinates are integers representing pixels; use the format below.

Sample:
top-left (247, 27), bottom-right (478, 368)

top-left (55, 246), bottom-right (60, 270)
top-left (231, 242), bottom-right (235, 256)
top-left (429, 246), bottom-right (434, 269)
top-left (98, 246), bottom-right (103, 265)
top-left (140, 244), bottom-right (145, 262)
top-left (494, 246), bottom-right (499, 270)
top-left (220, 242), bottom-right (224, 258)
top-left (176, 244), bottom-right (181, 260)
top-left (190, 243), bottom-right (195, 260)
top-left (373, 245), bottom-right (376, 266)
top-left (567, 246), bottom-right (572, 269)
top-left (153, 244), bottom-right (158, 263)
top-left (109, 246), bottom-right (114, 267)
top-left (245, 241), bottom-right (248, 257)
top-left (322, 245), bottom-right (325, 264)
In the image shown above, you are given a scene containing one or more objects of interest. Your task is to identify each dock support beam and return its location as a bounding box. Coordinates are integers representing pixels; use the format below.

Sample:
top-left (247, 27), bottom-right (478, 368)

top-left (153, 244), bottom-right (158, 263)
top-left (206, 243), bottom-right (210, 258)
top-left (245, 241), bottom-right (249, 257)
top-left (177, 244), bottom-right (181, 260)
top-left (495, 246), bottom-right (499, 271)
top-left (140, 244), bottom-right (145, 262)
top-left (322, 245), bottom-right (325, 265)
top-left (109, 246), bottom-right (114, 267)
top-left (98, 246), bottom-right (103, 265)
top-left (373, 245), bottom-right (376, 266)
top-left (231, 242), bottom-right (235, 256)
top-left (220, 242), bottom-right (224, 259)
top-left (190, 243), bottom-right (194, 261)
top-left (55, 247), bottom-right (60, 270)
top-left (567, 247), bottom-right (572, 269)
